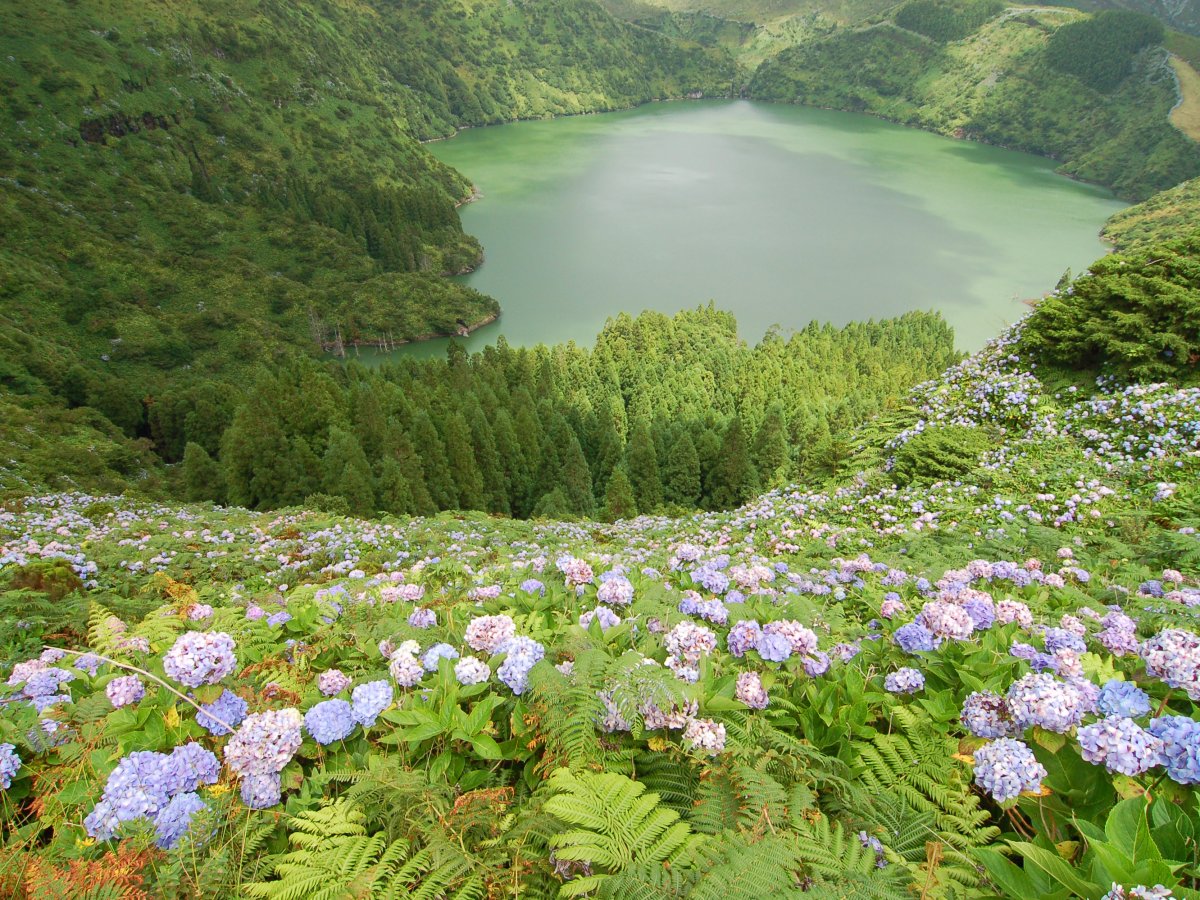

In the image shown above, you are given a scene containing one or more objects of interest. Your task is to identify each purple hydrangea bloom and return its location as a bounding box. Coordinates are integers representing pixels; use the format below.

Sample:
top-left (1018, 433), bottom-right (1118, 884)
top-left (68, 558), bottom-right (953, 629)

top-left (756, 631), bottom-right (792, 662)
top-left (422, 643), bottom-right (460, 672)
top-left (163, 632), bottom-right (237, 688)
top-left (455, 656), bottom-right (491, 686)
top-left (0, 744), bottom-right (20, 788)
top-left (73, 653), bottom-right (103, 675)
top-left (224, 708), bottom-right (303, 778)
top-left (153, 792), bottom-right (207, 849)
top-left (520, 578), bottom-right (546, 595)
top-left (973, 738), bottom-right (1047, 803)
top-left (351, 680), bottom-right (393, 727)
top-left (84, 751), bottom-right (175, 840)
top-left (22, 667), bottom-right (74, 698)
top-left (1142, 630), bottom-right (1200, 699)
top-left (580, 606), bottom-right (622, 631)
top-left (683, 718), bottom-right (726, 755)
top-left (1097, 681), bottom-right (1152, 718)
top-left (804, 652), bottom-right (831, 677)
top-left (240, 772), bottom-right (282, 809)
top-left (389, 652), bottom-right (425, 688)
top-left (318, 669), bottom-right (352, 696)
top-left (1147, 716), bottom-right (1200, 784)
top-left (727, 620), bottom-right (762, 658)
top-left (885, 668), bottom-right (925, 694)
top-left (918, 601), bottom-right (974, 643)
top-left (736, 671), bottom-right (769, 709)
top-left (106, 675), bottom-right (145, 708)
top-left (408, 608), bottom-right (436, 629)
top-left (1044, 628), bottom-right (1087, 655)
top-left (305, 699), bottom-right (357, 745)
top-left (166, 743), bottom-right (220, 795)
top-left (894, 622), bottom-right (936, 654)
top-left (266, 611), bottom-right (292, 628)
top-left (961, 691), bottom-right (1019, 739)
top-left (196, 689), bottom-right (248, 737)
top-left (1078, 717), bottom-right (1163, 776)
top-left (597, 576), bottom-right (634, 606)
top-left (960, 595), bottom-right (995, 631)
top-left (496, 636), bottom-right (544, 695)
top-left (464, 615), bottom-right (516, 653)
top-left (1006, 673), bottom-right (1088, 733)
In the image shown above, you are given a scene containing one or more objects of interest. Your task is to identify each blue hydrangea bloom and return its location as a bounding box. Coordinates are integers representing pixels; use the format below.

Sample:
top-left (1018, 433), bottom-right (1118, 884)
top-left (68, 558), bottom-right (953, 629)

top-left (0, 743), bottom-right (20, 788)
top-left (422, 643), bottom-right (460, 672)
top-left (726, 620), bottom-right (762, 658)
top-left (961, 691), bottom-right (1019, 739)
top-left (351, 680), bottom-right (393, 727)
top-left (153, 792), bottom-right (207, 849)
top-left (885, 668), bottom-right (925, 694)
top-left (240, 772), bottom-right (282, 809)
top-left (166, 743), bottom-right (220, 795)
top-left (196, 689), bottom-right (248, 737)
top-left (1097, 681), bottom-right (1152, 718)
top-left (756, 632), bottom-right (792, 662)
top-left (305, 699), bottom-right (356, 745)
top-left (1044, 628), bottom-right (1087, 655)
top-left (894, 622), bottom-right (936, 653)
top-left (973, 738), bottom-right (1047, 803)
top-left (496, 636), bottom-right (544, 695)
top-left (1078, 717), bottom-right (1163, 776)
top-left (1147, 715), bottom-right (1200, 784)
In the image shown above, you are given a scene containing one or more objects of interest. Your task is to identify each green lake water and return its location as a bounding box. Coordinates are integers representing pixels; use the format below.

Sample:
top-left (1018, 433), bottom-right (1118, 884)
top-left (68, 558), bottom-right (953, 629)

top-left (395, 99), bottom-right (1125, 357)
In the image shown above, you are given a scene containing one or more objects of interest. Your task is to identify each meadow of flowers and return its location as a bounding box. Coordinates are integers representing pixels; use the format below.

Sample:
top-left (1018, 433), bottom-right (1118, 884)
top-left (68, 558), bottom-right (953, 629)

top-left (1, 324), bottom-right (1199, 899)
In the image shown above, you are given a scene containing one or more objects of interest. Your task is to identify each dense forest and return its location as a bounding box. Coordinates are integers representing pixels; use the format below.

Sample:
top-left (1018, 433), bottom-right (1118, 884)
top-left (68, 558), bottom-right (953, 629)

top-left (178, 307), bottom-right (957, 518)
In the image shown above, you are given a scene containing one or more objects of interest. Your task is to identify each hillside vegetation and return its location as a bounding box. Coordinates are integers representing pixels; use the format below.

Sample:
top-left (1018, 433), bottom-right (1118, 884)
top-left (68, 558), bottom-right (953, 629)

top-left (748, 5), bottom-right (1200, 199)
top-left (0, 0), bottom-right (734, 443)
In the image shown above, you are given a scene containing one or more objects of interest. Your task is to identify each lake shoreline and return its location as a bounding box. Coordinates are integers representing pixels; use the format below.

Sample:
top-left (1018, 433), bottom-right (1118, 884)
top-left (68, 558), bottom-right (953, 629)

top-left (326, 312), bottom-right (500, 357)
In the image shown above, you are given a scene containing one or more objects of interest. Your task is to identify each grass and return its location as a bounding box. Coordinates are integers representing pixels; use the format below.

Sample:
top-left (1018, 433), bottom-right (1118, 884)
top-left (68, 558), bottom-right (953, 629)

top-left (1169, 54), bottom-right (1200, 142)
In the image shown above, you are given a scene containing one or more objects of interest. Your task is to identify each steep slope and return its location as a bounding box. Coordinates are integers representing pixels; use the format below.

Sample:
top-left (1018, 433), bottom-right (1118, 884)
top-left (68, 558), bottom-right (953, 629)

top-left (0, 0), bottom-right (735, 429)
top-left (747, 6), bottom-right (1200, 199)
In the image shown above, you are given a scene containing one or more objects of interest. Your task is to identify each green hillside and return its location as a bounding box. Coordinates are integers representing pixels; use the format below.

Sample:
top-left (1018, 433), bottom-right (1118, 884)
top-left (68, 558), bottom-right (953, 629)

top-left (0, 0), bottom-right (735, 433)
top-left (747, 6), bottom-right (1200, 200)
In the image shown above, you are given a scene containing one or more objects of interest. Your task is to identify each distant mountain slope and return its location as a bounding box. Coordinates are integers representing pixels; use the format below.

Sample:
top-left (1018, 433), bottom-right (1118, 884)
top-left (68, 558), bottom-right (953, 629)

top-left (0, 0), bottom-right (734, 436)
top-left (747, 6), bottom-right (1200, 199)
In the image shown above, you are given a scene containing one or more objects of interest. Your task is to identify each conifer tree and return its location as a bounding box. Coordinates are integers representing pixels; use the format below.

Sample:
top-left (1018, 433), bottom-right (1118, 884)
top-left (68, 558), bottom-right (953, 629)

top-left (625, 419), bottom-right (663, 513)
top-left (375, 456), bottom-right (415, 515)
top-left (663, 431), bottom-right (701, 507)
top-left (443, 412), bottom-right (485, 510)
top-left (709, 414), bottom-right (759, 509)
top-left (468, 406), bottom-right (510, 515)
top-left (752, 403), bottom-right (791, 489)
top-left (410, 410), bottom-right (457, 509)
top-left (182, 442), bottom-right (225, 504)
top-left (559, 429), bottom-right (595, 517)
top-left (602, 465), bottom-right (638, 522)
top-left (322, 427), bottom-right (375, 515)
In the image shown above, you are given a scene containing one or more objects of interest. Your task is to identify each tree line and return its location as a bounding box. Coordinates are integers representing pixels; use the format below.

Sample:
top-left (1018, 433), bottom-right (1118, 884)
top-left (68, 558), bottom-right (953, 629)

top-left (177, 307), bottom-right (957, 520)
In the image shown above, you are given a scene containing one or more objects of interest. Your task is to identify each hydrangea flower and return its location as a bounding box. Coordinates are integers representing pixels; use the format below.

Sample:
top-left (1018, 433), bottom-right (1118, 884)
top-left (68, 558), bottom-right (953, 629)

top-left (960, 692), bottom-right (1018, 739)
top-left (520, 579), bottom-right (545, 595)
top-left (1142, 630), bottom-right (1200, 699)
top-left (318, 669), bottom-right (352, 696)
top-left (464, 615), bottom-right (516, 653)
top-left (422, 643), bottom-right (460, 672)
top-left (918, 601), bottom-right (974, 643)
top-left (408, 608), bottom-right (436, 629)
top-left (1044, 628), bottom-right (1087, 655)
top-left (73, 653), bottom-right (103, 675)
top-left (756, 632), bottom-right (792, 662)
top-left (153, 792), bottom-right (207, 849)
top-left (1147, 716), bottom-right (1200, 784)
top-left (597, 576), bottom-right (634, 606)
top-left (894, 622), bottom-right (936, 654)
top-left (972, 738), bottom-right (1047, 803)
top-left (959, 594), bottom-right (995, 631)
top-left (105, 675), bottom-right (145, 708)
top-left (735, 671), bottom-right (768, 709)
top-left (390, 652), bottom-right (425, 688)
top-left (22, 667), bottom-right (74, 698)
top-left (1006, 674), bottom-right (1087, 733)
top-left (196, 690), bottom-right (248, 737)
top-left (1097, 681), bottom-right (1151, 718)
top-left (240, 772), bottom-right (282, 809)
top-left (224, 708), bottom-right (303, 781)
top-left (885, 668), bottom-right (925, 694)
top-left (166, 743), bottom-right (220, 795)
top-left (726, 620), bottom-right (762, 658)
top-left (1078, 717), bottom-right (1163, 776)
top-left (163, 632), bottom-right (237, 688)
top-left (455, 657), bottom-right (491, 686)
top-left (266, 611), bottom-right (292, 628)
top-left (665, 621), bottom-right (717, 664)
top-left (580, 606), bottom-right (621, 631)
top-left (351, 680), bottom-right (393, 727)
top-left (762, 620), bottom-right (818, 656)
top-left (496, 636), bottom-right (544, 695)
top-left (683, 718), bottom-right (726, 756)
top-left (305, 699), bottom-right (357, 745)
top-left (995, 600), bottom-right (1033, 629)
top-left (0, 744), bottom-right (20, 788)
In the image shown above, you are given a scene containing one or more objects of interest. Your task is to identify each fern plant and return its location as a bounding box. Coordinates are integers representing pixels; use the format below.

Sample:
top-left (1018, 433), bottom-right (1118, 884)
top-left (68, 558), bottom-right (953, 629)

top-left (541, 768), bottom-right (707, 897)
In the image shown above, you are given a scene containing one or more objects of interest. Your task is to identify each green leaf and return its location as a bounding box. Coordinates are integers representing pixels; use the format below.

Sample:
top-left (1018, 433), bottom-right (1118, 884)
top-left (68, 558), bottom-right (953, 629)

top-left (1009, 842), bottom-right (1103, 897)
top-left (468, 734), bottom-right (504, 759)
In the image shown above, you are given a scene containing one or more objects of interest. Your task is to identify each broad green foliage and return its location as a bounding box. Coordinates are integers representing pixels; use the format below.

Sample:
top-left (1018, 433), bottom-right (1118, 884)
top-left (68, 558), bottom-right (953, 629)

top-left (1020, 234), bottom-right (1200, 385)
top-left (890, 424), bottom-right (995, 485)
